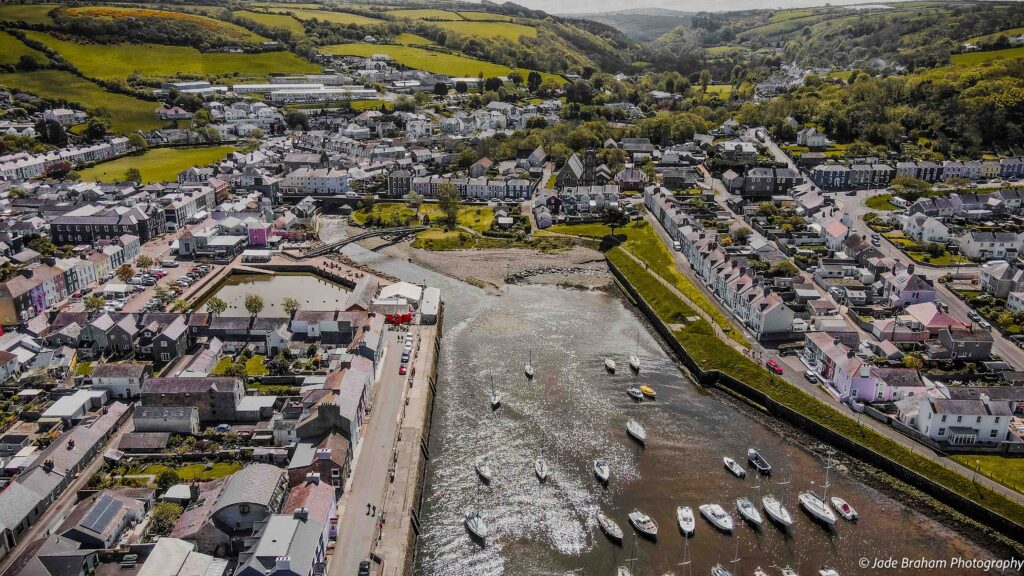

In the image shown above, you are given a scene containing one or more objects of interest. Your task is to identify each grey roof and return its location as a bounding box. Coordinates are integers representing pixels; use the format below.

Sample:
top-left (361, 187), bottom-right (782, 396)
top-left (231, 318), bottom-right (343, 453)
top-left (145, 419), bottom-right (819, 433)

top-left (931, 397), bottom-right (1013, 416)
top-left (142, 377), bottom-right (240, 395)
top-left (91, 362), bottom-right (149, 379)
top-left (238, 514), bottom-right (325, 575)
top-left (214, 463), bottom-right (284, 513)
top-left (0, 481), bottom-right (44, 532)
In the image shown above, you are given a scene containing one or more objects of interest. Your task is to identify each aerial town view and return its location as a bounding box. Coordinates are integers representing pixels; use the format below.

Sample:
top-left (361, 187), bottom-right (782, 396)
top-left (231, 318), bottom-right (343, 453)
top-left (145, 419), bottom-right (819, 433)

top-left (2, 0), bottom-right (1024, 575)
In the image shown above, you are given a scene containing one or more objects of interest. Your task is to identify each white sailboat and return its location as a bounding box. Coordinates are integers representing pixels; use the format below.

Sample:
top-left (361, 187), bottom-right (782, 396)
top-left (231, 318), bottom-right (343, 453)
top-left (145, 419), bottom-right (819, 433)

top-left (629, 331), bottom-right (641, 372)
top-left (799, 454), bottom-right (837, 526)
top-left (626, 418), bottom-right (646, 444)
top-left (594, 459), bottom-right (611, 484)
top-left (617, 567), bottom-right (632, 576)
top-left (474, 457), bottom-right (492, 483)
top-left (736, 497), bottom-right (763, 528)
top-left (699, 503), bottom-right (734, 533)
top-left (605, 357), bottom-right (617, 373)
top-left (464, 510), bottom-right (487, 541)
top-left (754, 568), bottom-right (770, 576)
top-left (710, 564), bottom-right (733, 576)
top-left (597, 510), bottom-right (623, 541)
top-left (534, 443), bottom-right (548, 483)
top-left (762, 495), bottom-right (793, 529)
top-left (676, 505), bottom-right (696, 536)
top-left (525, 349), bottom-right (534, 379)
top-left (489, 375), bottom-right (501, 410)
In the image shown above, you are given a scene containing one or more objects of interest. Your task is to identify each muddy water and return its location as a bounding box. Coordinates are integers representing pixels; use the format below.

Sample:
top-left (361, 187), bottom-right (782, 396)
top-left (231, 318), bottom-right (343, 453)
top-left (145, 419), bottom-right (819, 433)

top-left (336, 241), bottom-right (1008, 576)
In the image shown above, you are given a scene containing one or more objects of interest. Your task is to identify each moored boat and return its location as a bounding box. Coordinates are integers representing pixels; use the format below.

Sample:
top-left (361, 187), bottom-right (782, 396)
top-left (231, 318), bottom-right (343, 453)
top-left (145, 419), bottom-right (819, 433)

top-left (629, 354), bottom-right (640, 372)
top-left (761, 495), bottom-right (793, 529)
top-left (605, 357), bottom-right (617, 373)
top-left (724, 457), bottom-right (746, 478)
top-left (594, 459), bottom-right (611, 484)
top-left (747, 448), bottom-right (772, 474)
top-left (710, 563), bottom-right (733, 576)
top-left (818, 569), bottom-right (840, 576)
top-left (489, 376), bottom-right (501, 410)
top-left (782, 568), bottom-right (799, 576)
top-left (639, 385), bottom-right (656, 399)
top-left (474, 458), bottom-right (492, 483)
top-left (525, 349), bottom-right (534, 379)
top-left (617, 567), bottom-right (632, 576)
top-left (534, 456), bottom-right (548, 483)
top-left (830, 496), bottom-right (858, 521)
top-left (465, 510), bottom-right (487, 541)
top-left (799, 491), bottom-right (836, 526)
top-left (626, 386), bottom-right (644, 401)
top-left (597, 510), bottom-right (623, 541)
top-left (736, 497), bottom-right (763, 527)
top-left (754, 568), bottom-right (770, 576)
top-left (699, 503), bottom-right (734, 533)
top-left (626, 419), bottom-right (646, 444)
top-left (628, 509), bottom-right (658, 538)
top-left (676, 505), bottom-right (696, 536)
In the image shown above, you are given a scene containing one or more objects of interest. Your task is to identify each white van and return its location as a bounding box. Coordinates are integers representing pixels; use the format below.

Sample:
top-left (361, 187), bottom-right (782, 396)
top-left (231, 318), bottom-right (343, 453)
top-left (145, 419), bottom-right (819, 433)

top-left (161, 259), bottom-right (179, 268)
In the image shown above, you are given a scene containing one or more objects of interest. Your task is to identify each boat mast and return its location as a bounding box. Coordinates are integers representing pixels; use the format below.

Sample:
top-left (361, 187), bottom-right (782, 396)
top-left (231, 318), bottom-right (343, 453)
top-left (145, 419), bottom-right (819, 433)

top-left (822, 449), bottom-right (834, 502)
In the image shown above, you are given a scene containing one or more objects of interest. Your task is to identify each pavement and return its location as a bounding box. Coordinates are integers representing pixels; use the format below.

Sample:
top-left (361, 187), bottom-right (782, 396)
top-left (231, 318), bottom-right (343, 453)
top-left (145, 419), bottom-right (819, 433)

top-left (329, 324), bottom-right (436, 576)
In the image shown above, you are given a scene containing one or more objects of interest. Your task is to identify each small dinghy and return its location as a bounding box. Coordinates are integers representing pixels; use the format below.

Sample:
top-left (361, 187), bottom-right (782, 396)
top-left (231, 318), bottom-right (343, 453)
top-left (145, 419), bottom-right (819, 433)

top-left (736, 497), bottom-right (763, 528)
top-left (830, 496), bottom-right (858, 521)
top-left (747, 448), bottom-right (772, 474)
top-left (628, 509), bottom-right (658, 539)
top-left (626, 386), bottom-right (644, 401)
top-left (676, 505), bottom-right (696, 536)
top-left (597, 510), bottom-right (623, 541)
top-left (723, 456), bottom-right (746, 478)
top-left (465, 510), bottom-right (487, 541)
top-left (534, 455), bottom-right (548, 483)
top-left (474, 458), bottom-right (492, 483)
top-left (605, 357), bottom-right (617, 373)
top-left (525, 349), bottom-right (534, 379)
top-left (639, 385), bottom-right (656, 399)
top-left (699, 503), bottom-right (734, 533)
top-left (593, 459), bottom-right (611, 484)
top-left (626, 419), bottom-right (646, 444)
top-left (762, 495), bottom-right (793, 529)
top-left (489, 376), bottom-right (501, 410)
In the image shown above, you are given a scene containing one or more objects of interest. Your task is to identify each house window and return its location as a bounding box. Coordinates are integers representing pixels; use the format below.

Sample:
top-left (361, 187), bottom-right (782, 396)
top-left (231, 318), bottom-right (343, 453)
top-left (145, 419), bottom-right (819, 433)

top-left (160, 353), bottom-right (170, 361)
top-left (977, 416), bottom-right (982, 423)
top-left (938, 427), bottom-right (946, 436)
top-left (991, 429), bottom-right (998, 438)
top-left (331, 468), bottom-right (340, 477)
top-left (941, 415), bottom-right (947, 423)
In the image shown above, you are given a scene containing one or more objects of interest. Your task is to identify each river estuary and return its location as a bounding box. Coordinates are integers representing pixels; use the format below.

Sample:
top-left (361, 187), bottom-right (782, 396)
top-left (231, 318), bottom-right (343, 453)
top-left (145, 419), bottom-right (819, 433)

top-left (338, 241), bottom-right (1008, 576)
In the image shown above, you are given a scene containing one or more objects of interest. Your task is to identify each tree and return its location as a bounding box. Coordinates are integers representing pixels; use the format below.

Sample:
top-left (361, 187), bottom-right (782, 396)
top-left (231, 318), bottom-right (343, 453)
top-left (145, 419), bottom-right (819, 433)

top-left (136, 255), bottom-right (154, 270)
top-left (127, 133), bottom-right (148, 150)
top-left (34, 119), bottom-right (67, 147)
top-left (393, 96), bottom-right (415, 112)
top-left (770, 260), bottom-right (799, 277)
top-left (433, 82), bottom-right (448, 97)
top-left (17, 54), bottom-right (40, 71)
top-left (283, 297), bottom-right (300, 316)
top-left (405, 190), bottom-right (423, 214)
top-left (527, 70), bottom-right (542, 92)
top-left (284, 110), bottom-right (308, 130)
top-left (124, 167), bottom-right (142, 184)
top-left (116, 264), bottom-right (134, 283)
top-left (206, 295), bottom-right (227, 317)
top-left (699, 69), bottom-right (712, 94)
top-left (603, 207), bottom-right (629, 240)
top-left (27, 236), bottom-right (56, 257)
top-left (192, 108), bottom-right (213, 127)
top-left (455, 80), bottom-right (469, 94)
top-left (83, 117), bottom-right (110, 140)
top-left (149, 502), bottom-right (183, 536)
top-left (902, 353), bottom-right (924, 370)
top-left (926, 242), bottom-right (945, 258)
top-left (484, 77), bottom-right (503, 92)
top-left (436, 182), bottom-right (461, 228)
top-left (508, 71), bottom-right (523, 86)
top-left (84, 295), bottom-right (106, 313)
top-left (156, 469), bottom-right (180, 491)
top-left (154, 285), bottom-right (173, 306)
top-left (733, 226), bottom-right (752, 244)
top-left (171, 299), bottom-right (190, 313)
top-left (224, 361), bottom-right (247, 378)
top-left (245, 293), bottom-right (265, 319)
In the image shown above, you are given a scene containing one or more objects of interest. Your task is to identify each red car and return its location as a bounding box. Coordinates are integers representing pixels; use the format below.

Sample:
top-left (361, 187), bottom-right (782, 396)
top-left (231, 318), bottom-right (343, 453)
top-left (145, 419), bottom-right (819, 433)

top-left (766, 359), bottom-right (784, 374)
top-left (399, 364), bottom-right (407, 375)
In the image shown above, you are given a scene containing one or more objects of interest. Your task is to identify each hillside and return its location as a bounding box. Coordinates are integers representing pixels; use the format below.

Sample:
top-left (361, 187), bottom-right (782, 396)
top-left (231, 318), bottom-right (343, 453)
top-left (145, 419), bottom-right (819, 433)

top-left (569, 8), bottom-right (694, 42)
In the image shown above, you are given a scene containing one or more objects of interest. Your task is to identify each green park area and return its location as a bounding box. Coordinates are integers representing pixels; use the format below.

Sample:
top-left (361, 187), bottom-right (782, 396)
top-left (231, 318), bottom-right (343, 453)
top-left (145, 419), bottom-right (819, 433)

top-left (352, 202), bottom-right (494, 233)
top-left (233, 10), bottom-right (306, 35)
top-left (78, 146), bottom-right (236, 184)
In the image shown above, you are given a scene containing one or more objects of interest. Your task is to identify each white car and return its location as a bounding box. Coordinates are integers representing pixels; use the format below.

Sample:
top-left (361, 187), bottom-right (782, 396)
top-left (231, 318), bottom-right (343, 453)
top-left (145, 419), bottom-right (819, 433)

top-left (979, 319), bottom-right (992, 329)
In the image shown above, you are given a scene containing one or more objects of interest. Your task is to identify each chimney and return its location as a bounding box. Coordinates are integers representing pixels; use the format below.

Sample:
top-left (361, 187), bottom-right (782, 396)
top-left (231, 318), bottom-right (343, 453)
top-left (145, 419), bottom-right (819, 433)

top-left (907, 264), bottom-right (915, 274)
top-left (306, 472), bottom-right (321, 485)
top-left (833, 337), bottom-right (840, 345)
top-left (847, 349), bottom-right (856, 358)
top-left (275, 557), bottom-right (291, 572)
top-left (293, 508), bottom-right (309, 521)
top-left (190, 481), bottom-right (199, 502)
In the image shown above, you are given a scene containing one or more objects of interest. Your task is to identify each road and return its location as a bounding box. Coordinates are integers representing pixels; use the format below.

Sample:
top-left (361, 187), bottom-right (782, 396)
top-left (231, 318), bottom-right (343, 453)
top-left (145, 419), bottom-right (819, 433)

top-left (329, 329), bottom-right (413, 576)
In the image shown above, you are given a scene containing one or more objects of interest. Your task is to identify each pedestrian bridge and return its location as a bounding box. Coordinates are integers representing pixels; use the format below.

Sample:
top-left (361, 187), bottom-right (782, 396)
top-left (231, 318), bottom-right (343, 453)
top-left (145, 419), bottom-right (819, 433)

top-left (300, 226), bottom-right (426, 258)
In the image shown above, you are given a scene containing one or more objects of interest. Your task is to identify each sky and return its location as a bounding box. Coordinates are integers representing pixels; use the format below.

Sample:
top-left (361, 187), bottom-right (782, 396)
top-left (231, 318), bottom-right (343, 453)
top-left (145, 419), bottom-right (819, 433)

top-left (487, 0), bottom-right (914, 15)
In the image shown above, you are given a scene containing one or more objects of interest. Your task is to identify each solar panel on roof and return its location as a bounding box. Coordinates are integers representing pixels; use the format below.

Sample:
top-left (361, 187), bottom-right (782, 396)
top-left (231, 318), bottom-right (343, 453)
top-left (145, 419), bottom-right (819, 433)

top-left (82, 494), bottom-right (121, 534)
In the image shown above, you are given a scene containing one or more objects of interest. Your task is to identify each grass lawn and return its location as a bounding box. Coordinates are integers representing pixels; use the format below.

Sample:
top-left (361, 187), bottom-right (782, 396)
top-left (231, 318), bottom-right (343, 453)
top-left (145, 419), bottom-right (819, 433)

top-left (24, 31), bottom-right (318, 81)
top-left (353, 203), bottom-right (495, 233)
top-left (389, 8), bottom-right (463, 20)
top-left (233, 10), bottom-right (305, 35)
top-left (78, 145), bottom-right (236, 184)
top-left (950, 46), bottom-right (1024, 66)
top-left (140, 462), bottom-right (242, 481)
top-left (952, 456), bottom-right (1024, 494)
top-left (0, 31), bottom-right (48, 67)
top-left (393, 32), bottom-right (434, 45)
top-left (0, 4), bottom-right (58, 24)
top-left (75, 362), bottom-right (94, 377)
top-left (550, 221), bottom-right (748, 346)
top-left (433, 21), bottom-right (537, 41)
top-left (246, 355), bottom-right (268, 377)
top-left (350, 99), bottom-right (391, 111)
top-left (829, 70), bottom-right (854, 81)
top-left (279, 8), bottom-right (384, 25)
top-left (64, 6), bottom-right (266, 44)
top-left (611, 247), bottom-right (1024, 526)
top-left (458, 11), bottom-right (513, 21)
top-left (704, 84), bottom-right (733, 99)
top-left (706, 45), bottom-right (747, 55)
top-left (320, 43), bottom-right (561, 83)
top-left (0, 70), bottom-right (164, 133)
top-left (966, 26), bottom-right (1024, 44)
top-left (212, 356), bottom-right (234, 375)
top-left (865, 193), bottom-right (900, 211)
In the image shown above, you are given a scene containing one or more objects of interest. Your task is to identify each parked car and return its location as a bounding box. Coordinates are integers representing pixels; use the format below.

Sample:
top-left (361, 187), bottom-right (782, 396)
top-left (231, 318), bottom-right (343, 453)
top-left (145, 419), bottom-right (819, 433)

top-left (935, 300), bottom-right (948, 312)
top-left (804, 370), bottom-right (818, 383)
top-left (968, 309), bottom-right (981, 321)
top-left (358, 561), bottom-right (371, 576)
top-left (399, 364), bottom-right (407, 375)
top-left (161, 259), bottom-right (179, 268)
top-left (979, 319), bottom-right (992, 329)
top-left (80, 287), bottom-right (93, 295)
top-left (766, 359), bottom-right (784, 374)
top-left (673, 240), bottom-right (682, 251)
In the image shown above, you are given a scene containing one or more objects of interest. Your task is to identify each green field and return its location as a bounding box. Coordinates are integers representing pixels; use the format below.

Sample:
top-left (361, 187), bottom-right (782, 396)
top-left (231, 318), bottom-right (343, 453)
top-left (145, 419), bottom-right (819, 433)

top-left (63, 6), bottom-right (266, 44)
top-left (389, 8), bottom-right (463, 20)
top-left (458, 11), bottom-right (513, 21)
top-left (79, 145), bottom-right (236, 183)
top-left (393, 32), bottom-right (433, 45)
top-left (0, 70), bottom-right (164, 133)
top-left (966, 26), bottom-right (1024, 44)
top-left (0, 4), bottom-right (57, 24)
top-left (320, 43), bottom-right (560, 82)
top-left (705, 84), bottom-right (733, 99)
top-left (950, 46), bottom-right (1024, 66)
top-left (24, 31), bottom-right (318, 81)
top-left (434, 21), bottom-right (537, 41)
top-left (0, 31), bottom-right (48, 67)
top-left (233, 10), bottom-right (305, 35)
top-left (706, 45), bottom-right (747, 55)
top-left (953, 455), bottom-right (1024, 494)
top-left (280, 8), bottom-right (384, 25)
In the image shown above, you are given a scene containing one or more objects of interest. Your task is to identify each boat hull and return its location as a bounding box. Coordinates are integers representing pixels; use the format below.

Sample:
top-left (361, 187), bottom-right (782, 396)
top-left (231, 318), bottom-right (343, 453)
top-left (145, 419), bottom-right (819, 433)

top-left (699, 505), bottom-right (734, 533)
top-left (676, 506), bottom-right (695, 536)
top-left (799, 493), bottom-right (837, 526)
top-left (597, 513), bottom-right (623, 542)
top-left (628, 512), bottom-right (658, 539)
